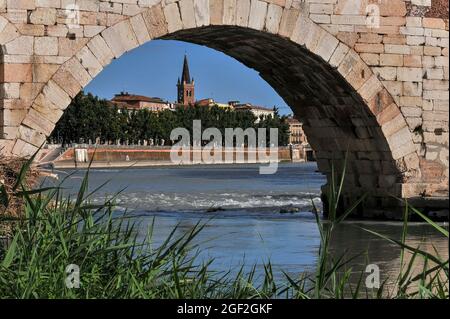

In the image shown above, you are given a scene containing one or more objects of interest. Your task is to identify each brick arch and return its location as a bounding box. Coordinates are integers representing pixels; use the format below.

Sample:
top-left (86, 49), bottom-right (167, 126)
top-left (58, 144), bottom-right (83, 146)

top-left (3, 0), bottom-right (443, 216)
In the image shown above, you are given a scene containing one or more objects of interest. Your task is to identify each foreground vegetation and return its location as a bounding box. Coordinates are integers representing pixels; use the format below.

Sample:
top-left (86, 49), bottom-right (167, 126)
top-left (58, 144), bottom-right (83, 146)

top-left (0, 155), bottom-right (448, 299)
top-left (49, 92), bottom-right (290, 147)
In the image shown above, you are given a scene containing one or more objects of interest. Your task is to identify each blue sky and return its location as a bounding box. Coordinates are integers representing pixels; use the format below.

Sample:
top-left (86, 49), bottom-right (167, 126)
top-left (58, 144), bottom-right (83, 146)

top-left (85, 40), bottom-right (292, 115)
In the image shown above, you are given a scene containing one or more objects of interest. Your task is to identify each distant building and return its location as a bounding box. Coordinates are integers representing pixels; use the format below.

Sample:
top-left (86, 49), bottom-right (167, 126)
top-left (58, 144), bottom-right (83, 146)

top-left (287, 117), bottom-right (307, 145)
top-left (111, 92), bottom-right (172, 112)
top-left (177, 54), bottom-right (195, 106)
top-left (195, 98), bottom-right (233, 109)
top-left (287, 117), bottom-right (315, 161)
top-left (232, 102), bottom-right (275, 120)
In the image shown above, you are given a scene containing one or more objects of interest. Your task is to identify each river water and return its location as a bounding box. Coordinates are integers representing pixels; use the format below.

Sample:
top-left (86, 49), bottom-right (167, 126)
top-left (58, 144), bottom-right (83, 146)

top-left (50, 162), bottom-right (448, 288)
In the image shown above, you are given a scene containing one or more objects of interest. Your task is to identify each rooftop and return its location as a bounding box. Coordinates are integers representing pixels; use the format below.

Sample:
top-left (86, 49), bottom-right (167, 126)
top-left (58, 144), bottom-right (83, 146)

top-left (286, 117), bottom-right (302, 124)
top-left (112, 92), bottom-right (167, 104)
top-left (233, 103), bottom-right (274, 112)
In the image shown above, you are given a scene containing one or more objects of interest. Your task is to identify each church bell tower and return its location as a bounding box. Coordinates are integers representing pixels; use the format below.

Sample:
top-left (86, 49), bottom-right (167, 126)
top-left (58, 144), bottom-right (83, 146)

top-left (177, 54), bottom-right (195, 105)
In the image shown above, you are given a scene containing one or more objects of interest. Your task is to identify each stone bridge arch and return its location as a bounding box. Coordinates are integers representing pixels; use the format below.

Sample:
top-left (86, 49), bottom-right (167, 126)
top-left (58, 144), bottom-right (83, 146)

top-left (1, 0), bottom-right (448, 217)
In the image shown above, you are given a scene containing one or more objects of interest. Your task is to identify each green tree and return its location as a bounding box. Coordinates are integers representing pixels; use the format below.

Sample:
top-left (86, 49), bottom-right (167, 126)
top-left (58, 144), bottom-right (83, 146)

top-left (50, 92), bottom-right (291, 147)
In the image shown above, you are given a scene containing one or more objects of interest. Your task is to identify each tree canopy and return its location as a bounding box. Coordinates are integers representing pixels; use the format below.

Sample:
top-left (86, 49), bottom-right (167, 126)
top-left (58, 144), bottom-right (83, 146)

top-left (50, 92), bottom-right (290, 147)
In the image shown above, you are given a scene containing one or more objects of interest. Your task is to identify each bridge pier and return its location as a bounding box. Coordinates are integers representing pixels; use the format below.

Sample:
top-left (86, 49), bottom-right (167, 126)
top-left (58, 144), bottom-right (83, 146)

top-left (321, 184), bottom-right (449, 220)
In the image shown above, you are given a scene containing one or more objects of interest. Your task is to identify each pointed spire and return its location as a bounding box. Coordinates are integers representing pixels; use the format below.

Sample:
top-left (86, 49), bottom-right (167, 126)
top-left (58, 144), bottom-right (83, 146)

top-left (181, 54), bottom-right (191, 84)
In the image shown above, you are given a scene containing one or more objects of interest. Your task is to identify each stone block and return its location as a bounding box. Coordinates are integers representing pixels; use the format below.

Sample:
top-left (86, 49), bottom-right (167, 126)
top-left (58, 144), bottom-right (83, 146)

top-left (52, 69), bottom-right (82, 98)
top-left (380, 54), bottom-right (403, 66)
top-left (384, 44), bottom-right (410, 55)
top-left (194, 0), bottom-right (210, 27)
top-left (338, 50), bottom-right (371, 90)
top-left (130, 14), bottom-right (151, 45)
top-left (423, 79), bottom-right (449, 91)
top-left (312, 31), bottom-right (339, 62)
top-left (12, 139), bottom-right (39, 157)
top-left (30, 8), bottom-right (57, 25)
top-left (223, 0), bottom-right (236, 25)
top-left (422, 18), bottom-right (446, 30)
top-left (6, 0), bottom-right (35, 10)
top-left (34, 36), bottom-right (58, 56)
top-left (329, 42), bottom-right (350, 68)
top-left (423, 90), bottom-right (449, 100)
top-left (18, 125), bottom-right (48, 148)
top-left (403, 55), bottom-right (422, 68)
top-left (0, 140), bottom-right (14, 156)
top-left (19, 82), bottom-right (43, 104)
top-left (41, 80), bottom-right (72, 110)
top-left (179, 0), bottom-right (197, 29)
top-left (290, 13), bottom-right (314, 46)
top-left (16, 24), bottom-right (45, 36)
top-left (354, 43), bottom-right (384, 53)
top-left (142, 4), bottom-right (168, 38)
top-left (87, 35), bottom-right (115, 67)
top-left (382, 80), bottom-right (402, 96)
top-left (3, 36), bottom-right (33, 55)
top-left (58, 37), bottom-right (89, 57)
top-left (358, 74), bottom-right (383, 102)
top-left (32, 63), bottom-right (59, 83)
top-left (164, 2), bottom-right (183, 32)
top-left (424, 46), bottom-right (442, 56)
top-left (2, 108), bottom-right (27, 127)
top-left (403, 82), bottom-right (422, 97)
top-left (236, 0), bottom-right (250, 27)
top-left (397, 67), bottom-right (423, 82)
top-left (1, 63), bottom-right (32, 82)
top-left (360, 53), bottom-right (379, 66)
top-left (84, 25), bottom-right (106, 37)
top-left (265, 3), bottom-right (282, 34)
top-left (423, 56), bottom-right (436, 70)
top-left (399, 96), bottom-right (423, 107)
top-left (76, 46), bottom-right (103, 78)
top-left (30, 101), bottom-right (63, 124)
top-left (209, 0), bottom-right (223, 25)
top-left (47, 24), bottom-right (68, 37)
top-left (22, 108), bottom-right (56, 136)
top-left (426, 68), bottom-right (444, 80)
top-left (406, 36), bottom-right (425, 46)
top-left (63, 57), bottom-right (92, 88)
top-left (123, 4), bottom-right (143, 16)
top-left (358, 33), bottom-right (383, 44)
top-left (101, 20), bottom-right (138, 58)
top-left (100, 1), bottom-right (122, 14)
top-left (248, 0), bottom-right (267, 31)
top-left (0, 83), bottom-right (20, 99)
top-left (377, 0), bottom-right (407, 17)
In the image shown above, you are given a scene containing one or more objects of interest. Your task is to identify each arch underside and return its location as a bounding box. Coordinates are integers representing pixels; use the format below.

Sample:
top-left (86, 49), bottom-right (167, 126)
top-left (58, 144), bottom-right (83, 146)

top-left (164, 26), bottom-right (401, 210)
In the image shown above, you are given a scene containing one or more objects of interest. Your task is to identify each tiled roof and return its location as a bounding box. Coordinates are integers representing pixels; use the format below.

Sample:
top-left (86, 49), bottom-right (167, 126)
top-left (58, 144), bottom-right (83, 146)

top-left (286, 117), bottom-right (301, 124)
top-left (234, 104), bottom-right (273, 111)
top-left (195, 98), bottom-right (214, 106)
top-left (112, 94), bottom-right (167, 104)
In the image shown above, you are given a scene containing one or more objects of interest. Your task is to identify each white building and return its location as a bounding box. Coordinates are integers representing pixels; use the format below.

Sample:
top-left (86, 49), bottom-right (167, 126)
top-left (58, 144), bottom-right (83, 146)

top-left (232, 103), bottom-right (275, 121)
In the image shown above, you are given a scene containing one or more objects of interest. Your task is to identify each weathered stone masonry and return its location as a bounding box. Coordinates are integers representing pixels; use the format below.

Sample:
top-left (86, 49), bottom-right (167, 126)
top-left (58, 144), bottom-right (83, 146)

top-left (0, 0), bottom-right (448, 217)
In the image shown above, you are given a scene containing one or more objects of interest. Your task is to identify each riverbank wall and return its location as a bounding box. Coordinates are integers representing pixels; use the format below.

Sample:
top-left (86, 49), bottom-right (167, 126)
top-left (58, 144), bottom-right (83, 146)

top-left (49, 145), bottom-right (310, 169)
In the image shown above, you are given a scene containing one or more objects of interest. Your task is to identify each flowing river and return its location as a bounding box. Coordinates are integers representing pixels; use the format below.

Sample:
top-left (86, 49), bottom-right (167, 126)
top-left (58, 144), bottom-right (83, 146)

top-left (48, 162), bottom-right (448, 287)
